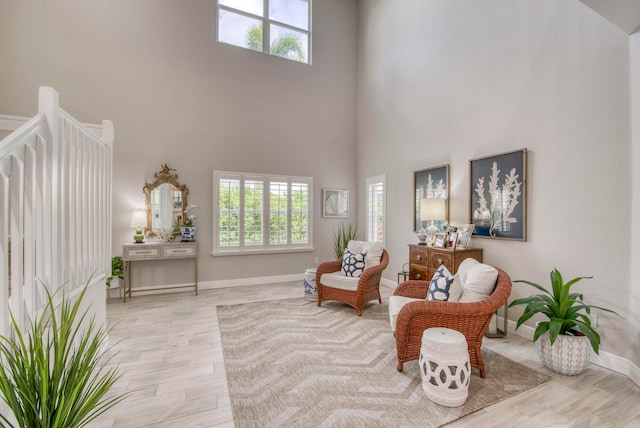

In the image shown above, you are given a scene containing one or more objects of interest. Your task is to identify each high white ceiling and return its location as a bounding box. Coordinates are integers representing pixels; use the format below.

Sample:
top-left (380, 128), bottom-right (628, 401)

top-left (580, 0), bottom-right (640, 34)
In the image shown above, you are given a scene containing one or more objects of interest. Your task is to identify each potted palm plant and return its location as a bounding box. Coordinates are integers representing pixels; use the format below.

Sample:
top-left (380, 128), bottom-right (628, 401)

top-left (332, 223), bottom-right (358, 259)
top-left (0, 279), bottom-right (128, 427)
top-left (509, 268), bottom-right (622, 375)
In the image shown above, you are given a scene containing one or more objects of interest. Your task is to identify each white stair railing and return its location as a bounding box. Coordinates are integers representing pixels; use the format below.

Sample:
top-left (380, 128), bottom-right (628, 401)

top-left (0, 86), bottom-right (113, 336)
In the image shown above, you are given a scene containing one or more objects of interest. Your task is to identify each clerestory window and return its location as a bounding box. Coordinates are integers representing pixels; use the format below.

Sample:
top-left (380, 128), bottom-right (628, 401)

top-left (217, 0), bottom-right (311, 64)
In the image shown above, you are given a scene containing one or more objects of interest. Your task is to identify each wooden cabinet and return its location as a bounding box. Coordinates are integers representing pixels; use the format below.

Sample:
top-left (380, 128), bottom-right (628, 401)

top-left (408, 245), bottom-right (483, 281)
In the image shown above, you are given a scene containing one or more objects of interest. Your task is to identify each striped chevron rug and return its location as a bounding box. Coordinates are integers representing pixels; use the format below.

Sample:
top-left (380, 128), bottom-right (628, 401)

top-left (217, 298), bottom-right (549, 427)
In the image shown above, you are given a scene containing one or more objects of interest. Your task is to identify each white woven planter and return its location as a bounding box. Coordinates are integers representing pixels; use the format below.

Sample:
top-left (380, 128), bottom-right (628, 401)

top-left (536, 331), bottom-right (591, 376)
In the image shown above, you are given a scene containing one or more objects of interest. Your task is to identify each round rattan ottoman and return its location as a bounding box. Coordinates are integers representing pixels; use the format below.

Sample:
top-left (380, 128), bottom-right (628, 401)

top-left (419, 327), bottom-right (470, 407)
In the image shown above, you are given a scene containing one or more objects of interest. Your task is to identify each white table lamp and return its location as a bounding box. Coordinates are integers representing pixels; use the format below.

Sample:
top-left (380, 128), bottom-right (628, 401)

top-left (420, 198), bottom-right (446, 245)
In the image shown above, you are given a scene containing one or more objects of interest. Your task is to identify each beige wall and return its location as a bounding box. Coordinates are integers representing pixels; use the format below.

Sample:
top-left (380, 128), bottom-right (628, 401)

top-left (357, 0), bottom-right (635, 363)
top-left (630, 31), bottom-right (640, 368)
top-left (0, 0), bottom-right (358, 287)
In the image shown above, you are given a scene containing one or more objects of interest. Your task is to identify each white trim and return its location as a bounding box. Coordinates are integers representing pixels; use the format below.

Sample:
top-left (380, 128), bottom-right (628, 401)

top-left (504, 316), bottom-right (640, 387)
top-left (199, 273), bottom-right (302, 290)
top-left (365, 175), bottom-right (386, 244)
top-left (381, 278), bottom-right (396, 289)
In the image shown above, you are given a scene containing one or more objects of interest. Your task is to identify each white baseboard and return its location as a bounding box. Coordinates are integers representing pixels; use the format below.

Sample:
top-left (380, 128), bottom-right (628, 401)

top-left (381, 278), bottom-right (397, 289)
top-left (500, 315), bottom-right (640, 387)
top-left (198, 273), bottom-right (302, 290)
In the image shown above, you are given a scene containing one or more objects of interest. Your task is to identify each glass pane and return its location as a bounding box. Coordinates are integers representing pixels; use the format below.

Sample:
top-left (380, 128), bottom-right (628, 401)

top-left (244, 179), bottom-right (264, 246)
top-left (269, 24), bottom-right (308, 63)
top-left (269, 181), bottom-right (289, 245)
top-left (219, 179), bottom-right (240, 247)
top-left (291, 182), bottom-right (308, 244)
top-left (219, 0), bottom-right (263, 17)
top-left (269, 0), bottom-right (309, 30)
top-left (219, 9), bottom-right (263, 52)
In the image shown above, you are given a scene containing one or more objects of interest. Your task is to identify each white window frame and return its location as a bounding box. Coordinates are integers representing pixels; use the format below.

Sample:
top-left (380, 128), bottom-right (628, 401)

top-left (216, 0), bottom-right (312, 64)
top-left (366, 175), bottom-right (386, 244)
top-left (213, 170), bottom-right (313, 255)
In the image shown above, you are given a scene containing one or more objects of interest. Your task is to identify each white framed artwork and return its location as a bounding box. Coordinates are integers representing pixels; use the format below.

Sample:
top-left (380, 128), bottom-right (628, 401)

top-left (323, 189), bottom-right (349, 218)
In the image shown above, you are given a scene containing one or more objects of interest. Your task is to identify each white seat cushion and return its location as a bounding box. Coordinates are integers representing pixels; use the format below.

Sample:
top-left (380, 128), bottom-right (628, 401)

top-left (347, 240), bottom-right (384, 269)
top-left (389, 295), bottom-right (422, 332)
top-left (320, 272), bottom-right (359, 291)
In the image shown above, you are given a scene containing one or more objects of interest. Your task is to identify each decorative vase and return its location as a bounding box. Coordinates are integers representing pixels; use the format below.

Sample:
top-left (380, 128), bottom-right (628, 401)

top-left (181, 226), bottom-right (196, 242)
top-left (536, 330), bottom-right (591, 376)
top-left (303, 268), bottom-right (317, 300)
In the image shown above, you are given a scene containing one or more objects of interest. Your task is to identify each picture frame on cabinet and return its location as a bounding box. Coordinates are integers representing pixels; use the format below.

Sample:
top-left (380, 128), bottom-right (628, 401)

top-left (447, 232), bottom-right (458, 249)
top-left (434, 233), bottom-right (447, 248)
top-left (456, 224), bottom-right (474, 249)
top-left (470, 149), bottom-right (527, 240)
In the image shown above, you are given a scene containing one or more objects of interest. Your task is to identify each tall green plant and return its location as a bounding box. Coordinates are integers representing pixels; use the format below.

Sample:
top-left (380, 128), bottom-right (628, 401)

top-left (509, 268), bottom-right (622, 354)
top-left (0, 280), bottom-right (128, 427)
top-left (333, 223), bottom-right (358, 259)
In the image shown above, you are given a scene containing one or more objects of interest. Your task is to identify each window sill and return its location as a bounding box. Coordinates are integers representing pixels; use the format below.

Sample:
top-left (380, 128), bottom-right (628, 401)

top-left (211, 247), bottom-right (315, 257)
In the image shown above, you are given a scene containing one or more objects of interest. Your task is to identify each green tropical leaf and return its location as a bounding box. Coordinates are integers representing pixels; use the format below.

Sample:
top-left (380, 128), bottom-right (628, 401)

top-left (510, 268), bottom-right (623, 353)
top-left (0, 278), bottom-right (131, 427)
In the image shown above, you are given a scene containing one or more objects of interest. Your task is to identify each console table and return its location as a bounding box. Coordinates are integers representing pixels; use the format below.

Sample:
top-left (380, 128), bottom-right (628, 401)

top-left (122, 241), bottom-right (198, 302)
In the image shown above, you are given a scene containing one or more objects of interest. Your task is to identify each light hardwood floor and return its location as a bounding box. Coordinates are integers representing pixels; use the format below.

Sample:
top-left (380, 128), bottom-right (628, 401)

top-left (94, 283), bottom-right (640, 428)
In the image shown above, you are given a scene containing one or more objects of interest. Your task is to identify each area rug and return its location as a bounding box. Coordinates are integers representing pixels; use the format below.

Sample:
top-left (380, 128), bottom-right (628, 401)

top-left (217, 298), bottom-right (549, 427)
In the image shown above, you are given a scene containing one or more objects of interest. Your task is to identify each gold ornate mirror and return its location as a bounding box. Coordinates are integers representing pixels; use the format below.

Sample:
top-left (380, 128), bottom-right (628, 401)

top-left (143, 164), bottom-right (189, 237)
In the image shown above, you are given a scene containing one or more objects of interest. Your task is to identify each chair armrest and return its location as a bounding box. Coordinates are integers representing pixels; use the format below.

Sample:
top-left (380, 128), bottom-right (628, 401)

top-left (316, 258), bottom-right (343, 280)
top-left (357, 250), bottom-right (390, 288)
top-left (394, 280), bottom-right (430, 299)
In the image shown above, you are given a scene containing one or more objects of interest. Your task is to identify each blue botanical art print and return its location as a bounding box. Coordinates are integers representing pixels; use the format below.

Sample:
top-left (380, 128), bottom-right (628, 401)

top-left (470, 149), bottom-right (527, 240)
top-left (414, 165), bottom-right (449, 232)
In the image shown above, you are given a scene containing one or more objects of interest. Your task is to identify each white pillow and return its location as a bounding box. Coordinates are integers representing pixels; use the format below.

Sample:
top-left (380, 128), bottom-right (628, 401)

top-left (347, 240), bottom-right (384, 269)
top-left (427, 265), bottom-right (462, 302)
top-left (458, 263), bottom-right (499, 303)
top-left (341, 249), bottom-right (366, 277)
top-left (456, 258), bottom-right (479, 286)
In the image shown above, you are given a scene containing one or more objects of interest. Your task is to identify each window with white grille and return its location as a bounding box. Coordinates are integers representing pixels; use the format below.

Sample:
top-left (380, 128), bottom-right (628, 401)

top-left (366, 175), bottom-right (386, 243)
top-left (214, 171), bottom-right (313, 254)
top-left (217, 0), bottom-right (311, 64)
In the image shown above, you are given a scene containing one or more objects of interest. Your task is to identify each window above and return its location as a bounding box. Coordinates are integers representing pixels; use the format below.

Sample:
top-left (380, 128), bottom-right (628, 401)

top-left (217, 0), bottom-right (311, 64)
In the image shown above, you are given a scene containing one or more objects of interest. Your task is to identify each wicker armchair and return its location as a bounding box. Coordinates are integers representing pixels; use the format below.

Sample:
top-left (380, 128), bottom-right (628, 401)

top-left (393, 266), bottom-right (511, 378)
top-left (316, 250), bottom-right (389, 316)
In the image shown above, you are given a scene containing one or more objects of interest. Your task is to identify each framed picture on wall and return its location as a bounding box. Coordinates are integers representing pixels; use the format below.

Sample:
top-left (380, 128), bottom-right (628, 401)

top-left (323, 189), bottom-right (349, 218)
top-left (469, 149), bottom-right (527, 240)
top-left (414, 164), bottom-right (449, 232)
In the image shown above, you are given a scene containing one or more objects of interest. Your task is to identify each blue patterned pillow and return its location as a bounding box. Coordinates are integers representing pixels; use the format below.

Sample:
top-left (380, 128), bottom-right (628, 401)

top-left (341, 249), bottom-right (366, 277)
top-left (427, 265), bottom-right (455, 301)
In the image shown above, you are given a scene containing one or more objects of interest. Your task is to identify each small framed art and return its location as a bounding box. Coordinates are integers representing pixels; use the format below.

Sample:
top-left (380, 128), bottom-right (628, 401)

top-left (323, 189), bottom-right (349, 218)
top-left (447, 232), bottom-right (458, 249)
top-left (434, 233), bottom-right (447, 248)
top-left (456, 224), bottom-right (474, 249)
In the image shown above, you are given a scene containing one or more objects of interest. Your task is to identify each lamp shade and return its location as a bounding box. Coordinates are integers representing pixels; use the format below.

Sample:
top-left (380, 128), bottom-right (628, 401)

top-left (420, 198), bottom-right (446, 221)
top-left (130, 209), bottom-right (147, 228)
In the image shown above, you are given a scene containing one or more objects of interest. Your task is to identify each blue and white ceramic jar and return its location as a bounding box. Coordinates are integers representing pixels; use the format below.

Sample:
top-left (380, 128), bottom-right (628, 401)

top-left (180, 226), bottom-right (196, 242)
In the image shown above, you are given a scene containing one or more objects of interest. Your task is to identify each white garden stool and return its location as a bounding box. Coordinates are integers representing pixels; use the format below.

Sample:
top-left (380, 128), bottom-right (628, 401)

top-left (419, 327), bottom-right (470, 407)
